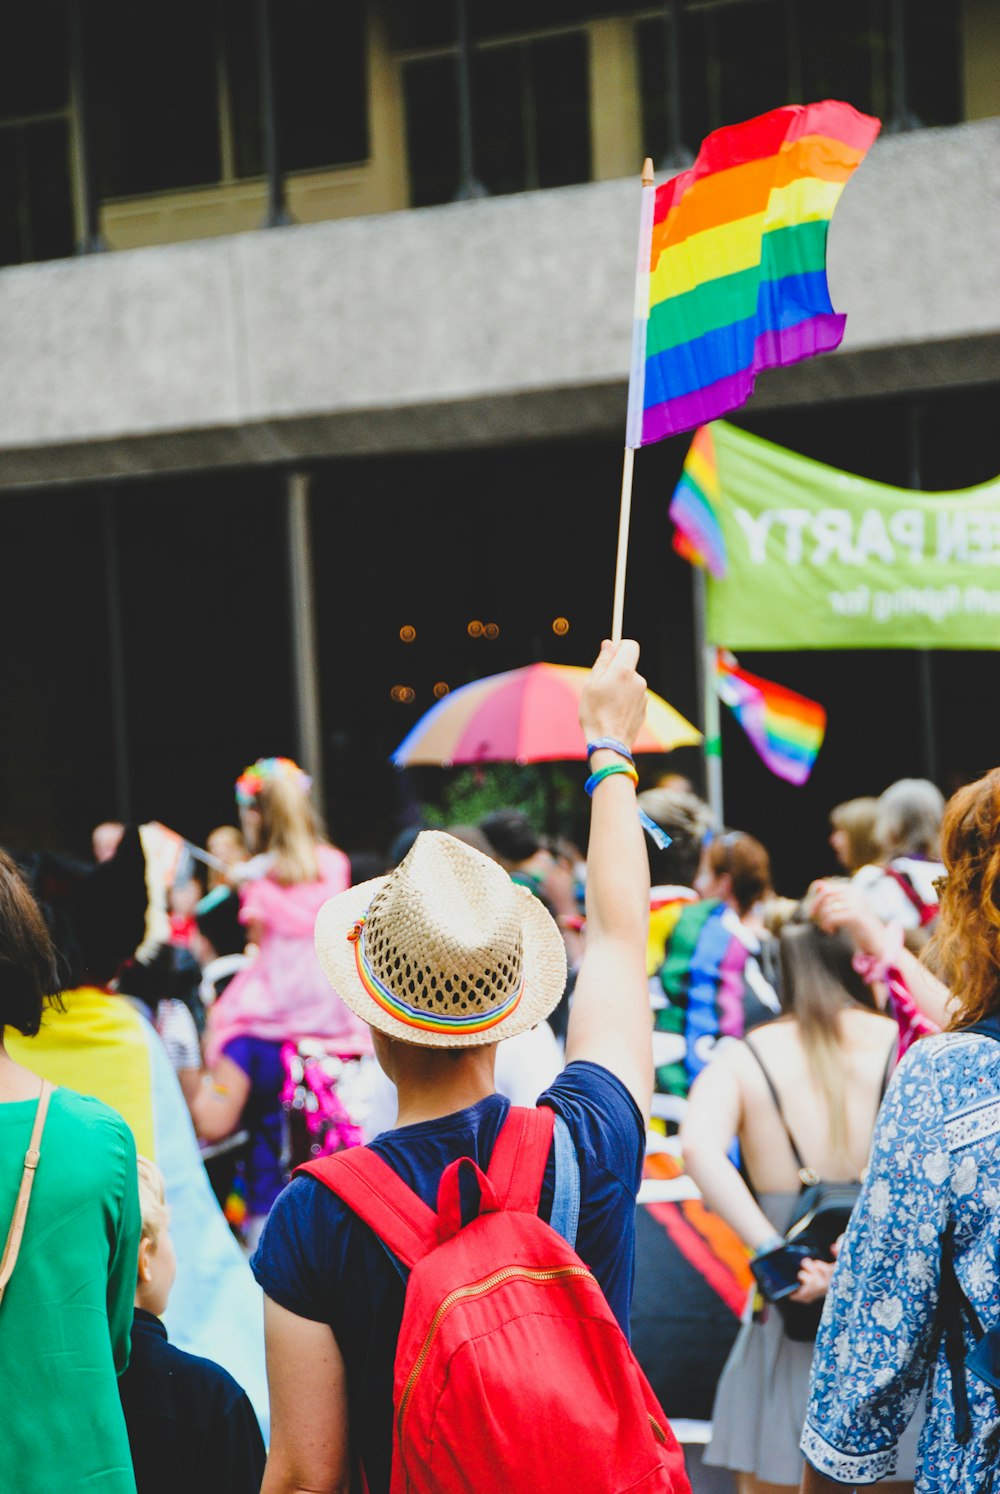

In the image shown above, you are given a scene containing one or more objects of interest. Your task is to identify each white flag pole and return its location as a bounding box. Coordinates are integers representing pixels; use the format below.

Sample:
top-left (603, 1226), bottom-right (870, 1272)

top-left (612, 157), bottom-right (656, 643)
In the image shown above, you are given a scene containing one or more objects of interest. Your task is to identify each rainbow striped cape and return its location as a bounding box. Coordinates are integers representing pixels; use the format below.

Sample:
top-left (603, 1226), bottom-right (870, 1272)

top-left (627, 101), bottom-right (879, 446)
top-left (715, 650), bottom-right (826, 785)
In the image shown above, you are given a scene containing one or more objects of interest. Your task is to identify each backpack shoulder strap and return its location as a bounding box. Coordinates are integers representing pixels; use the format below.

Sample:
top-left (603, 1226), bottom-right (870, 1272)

top-left (743, 1039), bottom-right (811, 1179)
top-left (297, 1147), bottom-right (439, 1269)
top-left (486, 1105), bottom-right (556, 1214)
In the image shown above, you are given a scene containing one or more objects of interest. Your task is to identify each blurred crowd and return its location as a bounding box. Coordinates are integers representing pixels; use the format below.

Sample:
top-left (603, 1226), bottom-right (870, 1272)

top-left (2, 704), bottom-right (997, 1494)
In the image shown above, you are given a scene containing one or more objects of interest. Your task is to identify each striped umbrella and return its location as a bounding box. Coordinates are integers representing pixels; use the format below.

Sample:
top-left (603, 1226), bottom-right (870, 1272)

top-left (392, 663), bottom-right (701, 767)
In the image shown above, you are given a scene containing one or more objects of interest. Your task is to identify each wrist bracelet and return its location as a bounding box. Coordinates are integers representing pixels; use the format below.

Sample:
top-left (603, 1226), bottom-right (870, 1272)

top-left (584, 763), bottom-right (673, 852)
top-left (585, 763), bottom-right (639, 795)
top-left (586, 737), bottom-right (635, 765)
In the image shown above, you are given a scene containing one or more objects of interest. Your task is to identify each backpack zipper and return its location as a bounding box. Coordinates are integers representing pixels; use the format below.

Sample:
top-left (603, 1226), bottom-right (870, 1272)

top-left (648, 1413), bottom-right (667, 1444)
top-left (396, 1264), bottom-right (592, 1446)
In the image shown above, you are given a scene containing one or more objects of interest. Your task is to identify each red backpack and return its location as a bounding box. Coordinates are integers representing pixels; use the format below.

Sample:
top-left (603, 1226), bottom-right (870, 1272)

top-left (300, 1105), bottom-right (691, 1494)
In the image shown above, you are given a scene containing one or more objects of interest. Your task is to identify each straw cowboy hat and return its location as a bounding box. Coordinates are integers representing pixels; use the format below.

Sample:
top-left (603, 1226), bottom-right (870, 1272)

top-left (315, 830), bottom-right (567, 1049)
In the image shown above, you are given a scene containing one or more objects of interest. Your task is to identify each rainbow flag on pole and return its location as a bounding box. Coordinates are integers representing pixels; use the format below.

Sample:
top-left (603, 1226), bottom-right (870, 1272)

top-left (669, 424), bottom-right (727, 577)
top-left (626, 101), bottom-right (879, 447)
top-left (715, 650), bottom-right (826, 785)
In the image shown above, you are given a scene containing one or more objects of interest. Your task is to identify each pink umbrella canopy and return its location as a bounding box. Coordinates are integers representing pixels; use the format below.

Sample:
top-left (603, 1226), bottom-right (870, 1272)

top-left (392, 663), bottom-right (701, 767)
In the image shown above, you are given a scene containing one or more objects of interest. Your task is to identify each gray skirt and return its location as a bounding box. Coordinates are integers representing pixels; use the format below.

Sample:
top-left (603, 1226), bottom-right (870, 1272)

top-left (704, 1192), bottom-right (921, 1486)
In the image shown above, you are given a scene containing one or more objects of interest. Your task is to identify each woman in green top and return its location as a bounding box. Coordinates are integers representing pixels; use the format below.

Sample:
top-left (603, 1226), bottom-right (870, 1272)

top-left (0, 849), bottom-right (141, 1494)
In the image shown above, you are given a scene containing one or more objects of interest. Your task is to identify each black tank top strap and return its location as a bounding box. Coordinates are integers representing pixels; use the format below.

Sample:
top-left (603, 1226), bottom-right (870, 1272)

top-left (743, 1037), bottom-right (810, 1179)
top-left (878, 1036), bottom-right (897, 1102)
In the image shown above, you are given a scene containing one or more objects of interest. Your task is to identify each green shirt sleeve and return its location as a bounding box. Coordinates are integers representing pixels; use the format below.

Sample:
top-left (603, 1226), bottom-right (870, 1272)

top-left (106, 1118), bottom-right (141, 1376)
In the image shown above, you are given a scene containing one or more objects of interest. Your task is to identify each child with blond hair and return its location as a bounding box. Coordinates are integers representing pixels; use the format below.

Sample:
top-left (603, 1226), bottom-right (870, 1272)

top-left (118, 1157), bottom-right (265, 1493)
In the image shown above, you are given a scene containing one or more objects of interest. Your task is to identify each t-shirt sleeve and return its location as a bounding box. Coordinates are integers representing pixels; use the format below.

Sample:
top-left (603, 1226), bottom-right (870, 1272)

top-left (251, 1175), bottom-right (341, 1323)
top-left (105, 1114), bottom-right (141, 1375)
top-left (538, 1060), bottom-right (645, 1195)
top-left (801, 1041), bottom-right (950, 1484)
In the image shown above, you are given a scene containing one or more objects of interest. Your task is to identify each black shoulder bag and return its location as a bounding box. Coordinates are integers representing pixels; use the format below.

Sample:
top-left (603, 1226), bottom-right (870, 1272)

top-left (744, 1038), bottom-right (893, 1343)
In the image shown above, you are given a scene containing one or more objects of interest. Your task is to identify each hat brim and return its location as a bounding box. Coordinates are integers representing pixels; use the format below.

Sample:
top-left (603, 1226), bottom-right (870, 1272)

top-left (315, 874), bottom-right (568, 1049)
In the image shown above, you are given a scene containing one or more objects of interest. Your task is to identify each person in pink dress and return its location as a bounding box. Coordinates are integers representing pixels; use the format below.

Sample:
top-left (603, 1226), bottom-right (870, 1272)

top-left (191, 759), bottom-right (372, 1248)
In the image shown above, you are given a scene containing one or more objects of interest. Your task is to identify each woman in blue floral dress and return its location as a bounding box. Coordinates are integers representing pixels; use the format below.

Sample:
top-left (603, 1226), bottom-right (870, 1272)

top-left (802, 769), bottom-right (1000, 1492)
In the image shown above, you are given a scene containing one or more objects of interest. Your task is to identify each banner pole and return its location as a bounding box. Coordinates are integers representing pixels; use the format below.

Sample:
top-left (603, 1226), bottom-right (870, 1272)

top-left (907, 401), bottom-right (938, 782)
top-left (614, 157), bottom-right (656, 643)
top-left (693, 565), bottom-right (724, 823)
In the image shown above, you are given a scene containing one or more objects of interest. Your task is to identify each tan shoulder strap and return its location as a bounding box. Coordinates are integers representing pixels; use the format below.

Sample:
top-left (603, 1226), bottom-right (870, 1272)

top-left (0, 1080), bottom-right (54, 1306)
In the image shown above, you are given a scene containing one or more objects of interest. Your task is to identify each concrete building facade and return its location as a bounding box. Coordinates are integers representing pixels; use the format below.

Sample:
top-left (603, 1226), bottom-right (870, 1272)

top-left (2, 0), bottom-right (998, 881)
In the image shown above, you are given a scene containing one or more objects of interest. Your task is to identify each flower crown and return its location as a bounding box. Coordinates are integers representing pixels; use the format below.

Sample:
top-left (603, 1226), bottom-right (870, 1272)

top-left (235, 757), bottom-right (312, 808)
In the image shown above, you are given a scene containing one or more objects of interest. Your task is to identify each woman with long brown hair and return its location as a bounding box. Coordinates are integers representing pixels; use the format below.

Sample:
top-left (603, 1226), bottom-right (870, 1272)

top-left (682, 902), bottom-right (915, 1493)
top-left (801, 769), bottom-right (1000, 1492)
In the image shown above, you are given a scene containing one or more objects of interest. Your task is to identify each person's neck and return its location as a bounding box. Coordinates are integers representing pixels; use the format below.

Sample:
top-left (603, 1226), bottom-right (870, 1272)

top-left (392, 1055), bottom-right (497, 1128)
top-left (0, 1040), bottom-right (46, 1102)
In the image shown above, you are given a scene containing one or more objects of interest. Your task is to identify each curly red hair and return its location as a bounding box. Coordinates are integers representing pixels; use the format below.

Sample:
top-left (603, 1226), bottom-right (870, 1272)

top-left (926, 769), bottom-right (1000, 1029)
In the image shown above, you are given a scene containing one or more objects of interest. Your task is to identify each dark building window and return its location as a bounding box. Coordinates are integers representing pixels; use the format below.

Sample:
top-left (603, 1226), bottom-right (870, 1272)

top-left (92, 0), bottom-right (368, 200)
top-left (0, 0), bottom-right (74, 266)
top-left (403, 30), bottom-right (591, 205)
top-left (638, 0), bottom-right (963, 164)
top-left (269, 0), bottom-right (368, 172)
top-left (93, 0), bottom-right (221, 197)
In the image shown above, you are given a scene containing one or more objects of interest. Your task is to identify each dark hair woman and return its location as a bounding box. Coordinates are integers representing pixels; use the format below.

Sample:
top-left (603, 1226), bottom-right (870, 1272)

top-left (801, 769), bottom-right (1000, 1494)
top-left (682, 908), bottom-right (916, 1494)
top-left (0, 850), bottom-right (140, 1493)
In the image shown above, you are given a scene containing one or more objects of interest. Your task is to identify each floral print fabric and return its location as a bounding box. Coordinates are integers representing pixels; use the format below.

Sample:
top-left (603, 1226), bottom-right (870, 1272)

top-left (802, 1030), bottom-right (1000, 1490)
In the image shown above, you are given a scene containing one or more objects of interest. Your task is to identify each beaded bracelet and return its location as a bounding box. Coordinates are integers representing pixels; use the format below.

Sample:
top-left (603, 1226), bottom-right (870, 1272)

top-left (585, 763), bottom-right (639, 796)
top-left (586, 737), bottom-right (635, 765)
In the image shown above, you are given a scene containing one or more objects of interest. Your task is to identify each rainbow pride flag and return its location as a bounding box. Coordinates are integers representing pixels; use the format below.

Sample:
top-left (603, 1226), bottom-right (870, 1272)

top-left (715, 650), bottom-right (825, 785)
top-left (669, 423), bottom-right (727, 577)
top-left (626, 101), bottom-right (879, 447)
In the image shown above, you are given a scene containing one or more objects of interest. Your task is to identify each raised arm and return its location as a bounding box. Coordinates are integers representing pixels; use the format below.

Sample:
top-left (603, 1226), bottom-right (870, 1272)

top-left (564, 639), bottom-right (652, 1119)
top-left (812, 880), bottom-right (953, 1029)
top-left (681, 1050), bottom-right (779, 1254)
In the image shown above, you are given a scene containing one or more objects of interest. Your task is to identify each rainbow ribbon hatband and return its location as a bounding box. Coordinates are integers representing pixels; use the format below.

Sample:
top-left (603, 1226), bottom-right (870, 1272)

top-left (348, 917), bottom-right (524, 1034)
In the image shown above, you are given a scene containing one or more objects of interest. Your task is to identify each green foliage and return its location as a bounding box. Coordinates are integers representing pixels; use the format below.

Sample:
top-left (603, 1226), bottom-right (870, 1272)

top-left (420, 762), bottom-right (579, 837)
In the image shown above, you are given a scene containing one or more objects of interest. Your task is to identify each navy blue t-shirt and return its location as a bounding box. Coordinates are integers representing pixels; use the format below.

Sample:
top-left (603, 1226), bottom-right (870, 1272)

top-left (251, 1061), bottom-right (643, 1494)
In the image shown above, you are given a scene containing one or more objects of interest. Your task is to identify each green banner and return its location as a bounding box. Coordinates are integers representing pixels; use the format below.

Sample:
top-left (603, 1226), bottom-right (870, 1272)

top-left (705, 422), bottom-right (1000, 650)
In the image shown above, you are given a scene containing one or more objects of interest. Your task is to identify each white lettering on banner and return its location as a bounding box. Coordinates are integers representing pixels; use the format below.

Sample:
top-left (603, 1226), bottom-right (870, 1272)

top-left (830, 586), bottom-right (870, 615)
top-left (934, 512), bottom-right (1000, 566)
top-left (887, 510), bottom-right (925, 563)
top-left (853, 510), bottom-right (896, 565)
top-left (733, 508), bottom-right (776, 564)
top-left (812, 509), bottom-right (857, 566)
top-left (734, 505), bottom-right (1000, 569)
top-left (937, 512), bottom-right (967, 563)
top-left (826, 585), bottom-right (1000, 624)
top-left (778, 509), bottom-right (811, 564)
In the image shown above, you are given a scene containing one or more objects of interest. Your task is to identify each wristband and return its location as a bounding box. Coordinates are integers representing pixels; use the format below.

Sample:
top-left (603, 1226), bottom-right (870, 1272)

top-left (586, 737), bottom-right (635, 765)
top-left (585, 763), bottom-right (639, 795)
top-left (584, 765), bottom-right (673, 851)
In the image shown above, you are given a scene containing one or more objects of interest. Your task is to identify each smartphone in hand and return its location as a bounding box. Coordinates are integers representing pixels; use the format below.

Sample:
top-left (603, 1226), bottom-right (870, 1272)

top-left (749, 1241), bottom-right (814, 1302)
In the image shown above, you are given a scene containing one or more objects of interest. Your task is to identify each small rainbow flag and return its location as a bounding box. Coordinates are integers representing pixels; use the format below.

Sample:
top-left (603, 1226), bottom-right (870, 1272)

top-left (626, 101), bottom-right (880, 447)
top-left (715, 650), bottom-right (825, 785)
top-left (669, 424), bottom-right (727, 578)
